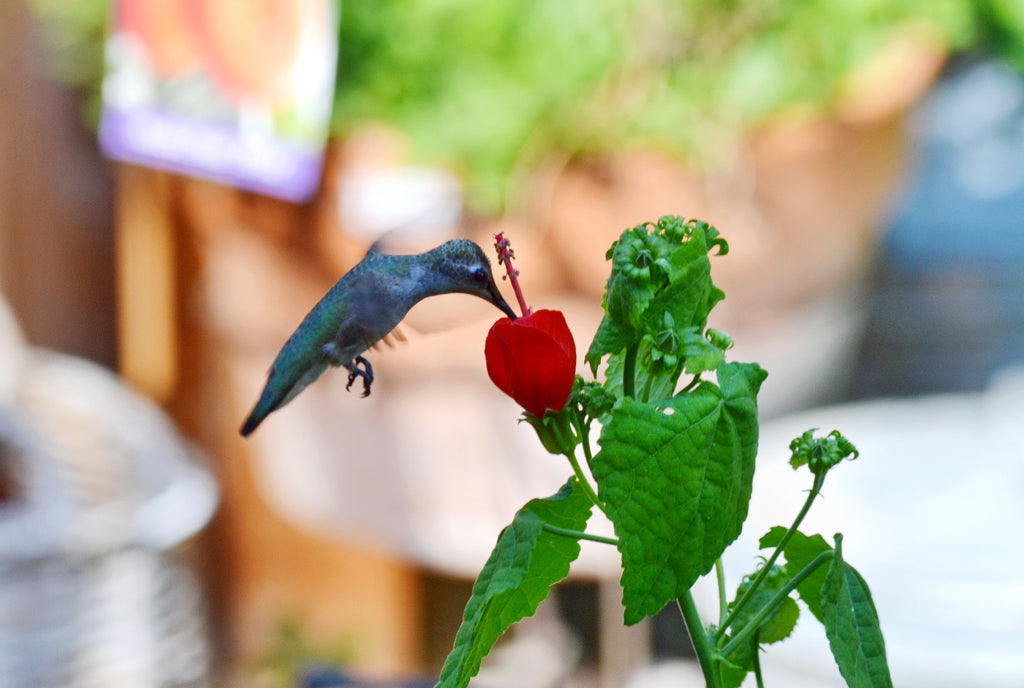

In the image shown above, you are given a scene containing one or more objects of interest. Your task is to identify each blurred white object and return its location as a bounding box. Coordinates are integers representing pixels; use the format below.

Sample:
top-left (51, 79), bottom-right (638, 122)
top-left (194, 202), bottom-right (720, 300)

top-left (471, 603), bottom-right (582, 688)
top-left (702, 368), bottom-right (1024, 687)
top-left (0, 344), bottom-right (218, 688)
top-left (0, 298), bottom-right (26, 403)
top-left (337, 165), bottom-right (463, 243)
top-left (624, 660), bottom-right (707, 688)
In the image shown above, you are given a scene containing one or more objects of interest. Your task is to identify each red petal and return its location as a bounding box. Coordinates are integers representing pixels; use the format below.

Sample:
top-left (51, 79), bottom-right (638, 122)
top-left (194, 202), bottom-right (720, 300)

top-left (485, 318), bottom-right (516, 398)
top-left (484, 310), bottom-right (576, 416)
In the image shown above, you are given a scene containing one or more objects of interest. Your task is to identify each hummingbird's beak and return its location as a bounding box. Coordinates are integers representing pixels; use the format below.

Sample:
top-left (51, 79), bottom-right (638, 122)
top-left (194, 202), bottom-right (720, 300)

top-left (489, 282), bottom-right (518, 320)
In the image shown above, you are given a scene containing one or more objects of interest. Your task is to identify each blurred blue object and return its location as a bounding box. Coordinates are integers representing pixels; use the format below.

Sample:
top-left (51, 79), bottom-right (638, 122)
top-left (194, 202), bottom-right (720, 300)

top-left (851, 56), bottom-right (1024, 397)
top-left (299, 665), bottom-right (435, 688)
top-left (300, 666), bottom-right (353, 688)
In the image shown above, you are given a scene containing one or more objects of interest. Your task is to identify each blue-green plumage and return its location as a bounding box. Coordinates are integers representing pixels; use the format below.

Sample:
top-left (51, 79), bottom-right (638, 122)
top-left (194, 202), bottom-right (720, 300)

top-left (241, 238), bottom-right (515, 436)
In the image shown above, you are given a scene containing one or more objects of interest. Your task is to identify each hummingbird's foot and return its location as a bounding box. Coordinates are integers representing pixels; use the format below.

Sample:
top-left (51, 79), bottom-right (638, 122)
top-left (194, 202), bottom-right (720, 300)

top-left (345, 356), bottom-right (373, 397)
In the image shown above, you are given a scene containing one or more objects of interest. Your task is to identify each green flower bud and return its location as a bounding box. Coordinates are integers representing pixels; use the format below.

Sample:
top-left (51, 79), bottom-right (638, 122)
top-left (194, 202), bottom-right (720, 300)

top-left (571, 378), bottom-right (615, 422)
top-left (788, 429), bottom-right (859, 476)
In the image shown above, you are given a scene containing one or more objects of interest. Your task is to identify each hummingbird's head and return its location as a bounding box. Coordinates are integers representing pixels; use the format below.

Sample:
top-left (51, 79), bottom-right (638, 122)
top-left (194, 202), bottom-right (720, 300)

top-left (431, 239), bottom-right (517, 319)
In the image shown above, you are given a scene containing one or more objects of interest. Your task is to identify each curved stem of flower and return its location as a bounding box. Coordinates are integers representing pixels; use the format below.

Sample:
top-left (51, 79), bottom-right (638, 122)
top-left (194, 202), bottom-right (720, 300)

top-left (576, 412), bottom-right (597, 475)
top-left (623, 344), bottom-right (638, 400)
top-left (676, 591), bottom-right (721, 688)
top-left (715, 558), bottom-right (728, 627)
top-left (541, 523), bottom-right (618, 546)
top-left (565, 449), bottom-right (606, 516)
top-left (714, 471), bottom-right (827, 642)
top-left (719, 549), bottom-right (834, 658)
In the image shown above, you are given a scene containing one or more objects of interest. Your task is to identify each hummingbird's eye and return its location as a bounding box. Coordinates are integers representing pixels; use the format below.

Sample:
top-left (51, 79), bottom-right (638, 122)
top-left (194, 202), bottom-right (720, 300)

top-left (470, 266), bottom-right (488, 283)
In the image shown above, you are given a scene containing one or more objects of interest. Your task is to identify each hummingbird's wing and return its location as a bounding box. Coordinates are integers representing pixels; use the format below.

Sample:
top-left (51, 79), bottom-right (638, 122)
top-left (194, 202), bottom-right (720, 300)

top-left (371, 325), bottom-right (407, 350)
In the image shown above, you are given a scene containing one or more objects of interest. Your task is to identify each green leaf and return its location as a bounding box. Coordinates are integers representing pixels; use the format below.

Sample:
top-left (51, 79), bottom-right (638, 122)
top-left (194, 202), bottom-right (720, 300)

top-left (759, 527), bottom-right (832, 623)
top-left (436, 478), bottom-right (593, 688)
top-left (603, 337), bottom-right (680, 403)
top-left (599, 327), bottom-right (729, 403)
top-left (718, 652), bottom-right (752, 688)
top-left (586, 313), bottom-right (631, 375)
top-left (679, 330), bottom-right (726, 376)
top-left (821, 535), bottom-right (893, 688)
top-left (752, 587), bottom-right (800, 645)
top-left (592, 361), bottom-right (766, 624)
top-left (644, 249), bottom-right (718, 334)
top-left (719, 565), bottom-right (800, 688)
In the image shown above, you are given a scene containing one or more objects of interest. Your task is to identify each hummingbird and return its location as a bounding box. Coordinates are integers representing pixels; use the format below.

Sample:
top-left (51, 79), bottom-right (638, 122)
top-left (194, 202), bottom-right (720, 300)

top-left (240, 238), bottom-right (516, 436)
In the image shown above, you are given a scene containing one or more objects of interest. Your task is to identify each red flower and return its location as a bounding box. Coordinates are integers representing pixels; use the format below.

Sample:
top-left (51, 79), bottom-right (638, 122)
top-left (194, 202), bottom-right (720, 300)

top-left (485, 309), bottom-right (576, 417)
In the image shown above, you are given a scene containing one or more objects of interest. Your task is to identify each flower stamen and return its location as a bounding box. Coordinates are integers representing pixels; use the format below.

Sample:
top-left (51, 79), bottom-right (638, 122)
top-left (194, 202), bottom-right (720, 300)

top-left (494, 232), bottom-right (531, 317)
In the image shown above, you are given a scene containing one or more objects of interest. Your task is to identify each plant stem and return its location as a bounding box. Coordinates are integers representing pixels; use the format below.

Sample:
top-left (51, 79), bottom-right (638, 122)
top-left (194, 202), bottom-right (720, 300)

top-left (573, 408), bottom-right (597, 475)
top-left (565, 450), bottom-right (606, 516)
top-left (579, 420), bottom-right (597, 475)
top-left (719, 549), bottom-right (834, 657)
top-left (677, 592), bottom-right (721, 688)
top-left (640, 370), bottom-right (654, 404)
top-left (541, 523), bottom-right (618, 546)
top-left (715, 559), bottom-right (728, 626)
top-left (623, 344), bottom-right (638, 400)
top-left (714, 471), bottom-right (826, 642)
top-left (751, 630), bottom-right (765, 688)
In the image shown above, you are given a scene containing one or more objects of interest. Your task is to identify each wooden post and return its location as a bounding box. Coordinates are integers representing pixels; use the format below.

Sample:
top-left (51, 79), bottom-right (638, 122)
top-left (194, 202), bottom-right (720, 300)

top-left (114, 165), bottom-right (178, 401)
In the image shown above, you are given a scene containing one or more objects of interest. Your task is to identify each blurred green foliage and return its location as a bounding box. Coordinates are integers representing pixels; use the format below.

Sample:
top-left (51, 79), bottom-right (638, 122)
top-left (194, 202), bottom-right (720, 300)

top-left (252, 619), bottom-right (355, 688)
top-left (24, 0), bottom-right (108, 119)
top-left (333, 0), bottom-right (626, 211)
top-left (22, 0), bottom-right (1024, 212)
top-left (332, 0), bottom-right (983, 211)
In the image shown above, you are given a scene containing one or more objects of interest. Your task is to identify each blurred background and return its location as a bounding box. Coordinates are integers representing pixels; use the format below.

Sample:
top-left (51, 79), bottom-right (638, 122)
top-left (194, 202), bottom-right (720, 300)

top-left (2, 1), bottom-right (1023, 686)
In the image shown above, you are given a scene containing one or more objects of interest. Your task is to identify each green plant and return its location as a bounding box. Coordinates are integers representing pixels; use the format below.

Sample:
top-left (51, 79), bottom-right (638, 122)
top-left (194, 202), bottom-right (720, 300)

top-left (444, 216), bottom-right (892, 688)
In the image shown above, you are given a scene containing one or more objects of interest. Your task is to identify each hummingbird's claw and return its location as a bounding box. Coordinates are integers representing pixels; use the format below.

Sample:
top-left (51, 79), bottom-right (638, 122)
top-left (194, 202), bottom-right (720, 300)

top-left (346, 356), bottom-right (374, 397)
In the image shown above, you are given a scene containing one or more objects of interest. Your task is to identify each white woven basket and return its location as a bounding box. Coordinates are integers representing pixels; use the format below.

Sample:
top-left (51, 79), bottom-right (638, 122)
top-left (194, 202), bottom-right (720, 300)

top-left (0, 349), bottom-right (218, 688)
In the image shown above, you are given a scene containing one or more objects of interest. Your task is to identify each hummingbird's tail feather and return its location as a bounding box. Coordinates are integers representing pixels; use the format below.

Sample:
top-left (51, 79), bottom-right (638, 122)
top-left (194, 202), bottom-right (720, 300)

top-left (240, 383), bottom-right (287, 436)
top-left (240, 385), bottom-right (291, 437)
top-left (240, 359), bottom-right (329, 436)
top-left (240, 409), bottom-right (264, 437)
